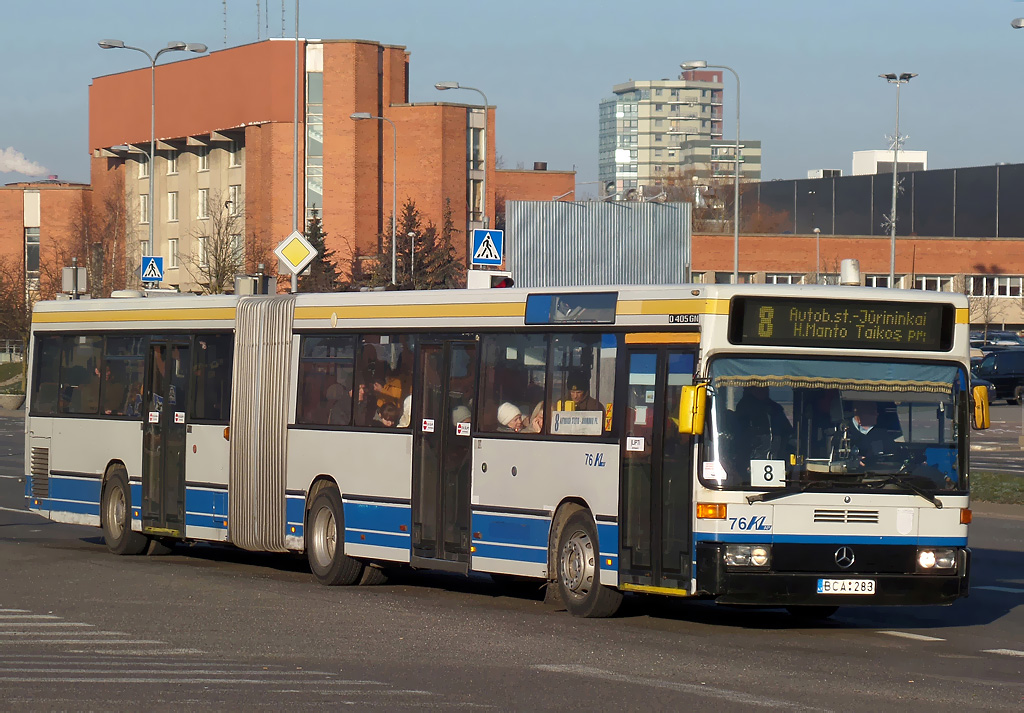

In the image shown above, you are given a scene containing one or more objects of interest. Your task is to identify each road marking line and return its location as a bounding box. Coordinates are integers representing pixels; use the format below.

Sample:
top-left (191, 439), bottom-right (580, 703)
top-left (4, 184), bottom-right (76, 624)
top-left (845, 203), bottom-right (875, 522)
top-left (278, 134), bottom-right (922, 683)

top-left (974, 585), bottom-right (1024, 594)
top-left (0, 615), bottom-right (61, 620)
top-left (0, 610), bottom-right (29, 613)
top-left (533, 664), bottom-right (815, 709)
top-left (0, 623), bottom-right (93, 628)
top-left (0, 506), bottom-right (31, 514)
top-left (878, 630), bottom-right (945, 641)
top-left (1, 640), bottom-right (167, 645)
top-left (0, 676), bottom-right (382, 684)
top-left (983, 649), bottom-right (1024, 657)
top-left (0, 631), bottom-right (127, 637)
top-left (0, 475), bottom-right (24, 480)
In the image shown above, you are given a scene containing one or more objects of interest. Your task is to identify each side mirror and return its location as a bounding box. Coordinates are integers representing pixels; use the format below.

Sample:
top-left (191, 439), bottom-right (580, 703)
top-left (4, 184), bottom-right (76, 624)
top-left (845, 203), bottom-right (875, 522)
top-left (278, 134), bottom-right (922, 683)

top-left (678, 384), bottom-right (707, 435)
top-left (972, 386), bottom-right (990, 430)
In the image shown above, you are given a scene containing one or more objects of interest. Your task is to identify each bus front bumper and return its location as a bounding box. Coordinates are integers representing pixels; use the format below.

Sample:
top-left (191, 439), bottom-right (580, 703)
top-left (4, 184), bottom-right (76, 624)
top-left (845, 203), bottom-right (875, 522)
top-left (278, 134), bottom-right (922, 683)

top-left (695, 543), bottom-right (970, 607)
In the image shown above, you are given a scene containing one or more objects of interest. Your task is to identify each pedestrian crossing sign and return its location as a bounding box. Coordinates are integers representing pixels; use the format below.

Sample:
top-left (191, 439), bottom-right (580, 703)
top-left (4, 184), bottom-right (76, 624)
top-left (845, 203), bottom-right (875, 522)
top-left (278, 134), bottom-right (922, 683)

top-left (140, 256), bottom-right (164, 282)
top-left (471, 229), bottom-right (504, 267)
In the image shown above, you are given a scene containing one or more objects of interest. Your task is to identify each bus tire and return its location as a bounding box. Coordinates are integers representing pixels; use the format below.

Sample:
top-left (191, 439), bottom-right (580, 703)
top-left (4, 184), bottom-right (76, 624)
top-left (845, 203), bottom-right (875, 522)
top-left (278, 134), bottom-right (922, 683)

top-left (101, 466), bottom-right (148, 556)
top-left (306, 486), bottom-right (364, 586)
top-left (786, 605), bottom-right (838, 620)
top-left (359, 564), bottom-right (388, 586)
top-left (556, 510), bottom-right (622, 618)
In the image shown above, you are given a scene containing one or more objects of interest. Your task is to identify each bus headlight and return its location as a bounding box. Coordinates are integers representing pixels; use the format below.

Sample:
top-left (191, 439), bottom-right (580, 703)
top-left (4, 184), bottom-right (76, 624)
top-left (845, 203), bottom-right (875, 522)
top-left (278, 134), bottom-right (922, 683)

top-left (916, 547), bottom-right (956, 571)
top-left (725, 545), bottom-right (771, 568)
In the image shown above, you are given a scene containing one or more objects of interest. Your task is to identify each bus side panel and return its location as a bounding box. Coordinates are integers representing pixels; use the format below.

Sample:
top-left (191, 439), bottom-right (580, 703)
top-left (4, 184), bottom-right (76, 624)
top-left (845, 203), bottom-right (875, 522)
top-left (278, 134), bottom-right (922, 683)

top-left (41, 418), bottom-right (142, 527)
top-left (184, 423), bottom-right (230, 542)
top-left (471, 439), bottom-right (620, 584)
top-left (287, 429), bottom-right (413, 561)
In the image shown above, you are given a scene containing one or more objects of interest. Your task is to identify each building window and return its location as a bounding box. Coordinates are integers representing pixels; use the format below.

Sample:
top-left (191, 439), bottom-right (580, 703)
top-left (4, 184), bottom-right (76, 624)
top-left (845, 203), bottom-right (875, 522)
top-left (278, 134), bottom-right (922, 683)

top-left (229, 140), bottom-right (242, 167)
top-left (24, 227), bottom-right (40, 273)
top-left (198, 236), bottom-right (209, 267)
top-left (915, 275), bottom-right (952, 292)
top-left (168, 238), bottom-right (179, 268)
top-left (167, 191), bottom-right (178, 222)
top-left (655, 134), bottom-right (663, 143)
top-left (766, 273), bottom-right (801, 285)
top-left (864, 275), bottom-right (890, 288)
top-left (198, 188), bottom-right (209, 218)
top-left (197, 147), bottom-right (209, 171)
top-left (228, 185), bottom-right (241, 214)
top-left (140, 240), bottom-right (149, 258)
top-left (166, 150), bottom-right (178, 175)
top-left (139, 195), bottom-right (149, 224)
top-left (231, 233), bottom-right (243, 259)
top-left (138, 154), bottom-right (149, 178)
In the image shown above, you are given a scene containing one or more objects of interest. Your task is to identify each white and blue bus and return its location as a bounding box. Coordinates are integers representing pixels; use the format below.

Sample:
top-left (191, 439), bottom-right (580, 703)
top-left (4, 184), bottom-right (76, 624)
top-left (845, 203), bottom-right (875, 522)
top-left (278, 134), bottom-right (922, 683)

top-left (23, 284), bottom-right (986, 617)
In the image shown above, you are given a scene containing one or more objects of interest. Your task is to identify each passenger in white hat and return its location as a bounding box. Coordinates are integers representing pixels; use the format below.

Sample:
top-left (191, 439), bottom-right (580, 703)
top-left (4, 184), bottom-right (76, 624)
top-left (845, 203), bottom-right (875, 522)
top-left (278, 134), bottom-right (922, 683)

top-left (451, 405), bottom-right (472, 427)
top-left (497, 402), bottom-right (527, 432)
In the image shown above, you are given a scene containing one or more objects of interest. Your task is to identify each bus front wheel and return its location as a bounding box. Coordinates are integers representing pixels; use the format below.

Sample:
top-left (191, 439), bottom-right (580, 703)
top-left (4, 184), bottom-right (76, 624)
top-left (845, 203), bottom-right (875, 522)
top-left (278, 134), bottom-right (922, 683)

top-left (101, 466), bottom-right (148, 556)
top-left (306, 486), bottom-right (364, 586)
top-left (556, 510), bottom-right (622, 618)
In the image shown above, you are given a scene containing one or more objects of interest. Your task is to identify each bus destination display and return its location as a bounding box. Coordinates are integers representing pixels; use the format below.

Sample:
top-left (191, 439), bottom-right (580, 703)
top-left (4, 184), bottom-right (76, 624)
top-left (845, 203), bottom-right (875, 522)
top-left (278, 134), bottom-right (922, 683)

top-left (730, 297), bottom-right (953, 351)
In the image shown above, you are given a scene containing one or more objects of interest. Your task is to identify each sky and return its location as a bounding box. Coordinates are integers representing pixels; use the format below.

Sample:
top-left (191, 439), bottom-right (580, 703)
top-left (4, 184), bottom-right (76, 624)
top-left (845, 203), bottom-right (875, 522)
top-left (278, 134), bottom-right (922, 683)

top-left (3, 0), bottom-right (1024, 194)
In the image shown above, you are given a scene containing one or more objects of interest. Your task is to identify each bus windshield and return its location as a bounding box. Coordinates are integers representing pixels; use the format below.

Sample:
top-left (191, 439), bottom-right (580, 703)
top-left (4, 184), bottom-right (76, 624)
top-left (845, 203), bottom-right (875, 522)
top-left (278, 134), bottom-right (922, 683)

top-left (702, 357), bottom-right (968, 494)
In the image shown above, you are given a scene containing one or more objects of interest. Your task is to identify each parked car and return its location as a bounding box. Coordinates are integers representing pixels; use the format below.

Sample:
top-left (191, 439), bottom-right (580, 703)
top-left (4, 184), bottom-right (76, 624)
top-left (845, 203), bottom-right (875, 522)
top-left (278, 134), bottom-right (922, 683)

top-left (970, 330), bottom-right (1024, 348)
top-left (973, 347), bottom-right (1024, 404)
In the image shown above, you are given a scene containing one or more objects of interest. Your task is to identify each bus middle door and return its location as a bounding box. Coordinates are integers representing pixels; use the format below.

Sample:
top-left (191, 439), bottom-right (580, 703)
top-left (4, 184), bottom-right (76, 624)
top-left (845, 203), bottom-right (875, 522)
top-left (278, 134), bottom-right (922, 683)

top-left (141, 339), bottom-right (190, 538)
top-left (619, 346), bottom-right (696, 594)
top-left (410, 339), bottom-right (477, 572)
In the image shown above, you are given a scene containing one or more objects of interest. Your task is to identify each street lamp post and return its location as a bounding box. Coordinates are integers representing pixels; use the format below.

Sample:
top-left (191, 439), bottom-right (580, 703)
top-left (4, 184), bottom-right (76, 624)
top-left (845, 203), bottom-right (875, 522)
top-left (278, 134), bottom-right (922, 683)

top-left (351, 112), bottom-right (397, 286)
top-left (407, 231), bottom-right (417, 284)
top-left (879, 72), bottom-right (916, 287)
top-left (98, 39), bottom-right (208, 265)
top-left (434, 82), bottom-right (489, 228)
top-left (813, 227), bottom-right (821, 284)
top-left (681, 60), bottom-right (740, 283)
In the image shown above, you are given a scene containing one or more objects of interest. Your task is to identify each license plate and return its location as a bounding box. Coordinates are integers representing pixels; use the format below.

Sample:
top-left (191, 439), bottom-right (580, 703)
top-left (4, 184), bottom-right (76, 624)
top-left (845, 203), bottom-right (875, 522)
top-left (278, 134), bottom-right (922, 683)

top-left (817, 578), bottom-right (875, 595)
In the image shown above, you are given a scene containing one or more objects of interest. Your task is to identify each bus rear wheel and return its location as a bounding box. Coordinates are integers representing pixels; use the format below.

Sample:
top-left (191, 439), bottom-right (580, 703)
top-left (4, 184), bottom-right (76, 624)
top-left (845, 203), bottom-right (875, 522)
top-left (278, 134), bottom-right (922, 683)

top-left (556, 510), bottom-right (622, 618)
top-left (306, 486), bottom-right (364, 586)
top-left (101, 466), bottom-right (148, 556)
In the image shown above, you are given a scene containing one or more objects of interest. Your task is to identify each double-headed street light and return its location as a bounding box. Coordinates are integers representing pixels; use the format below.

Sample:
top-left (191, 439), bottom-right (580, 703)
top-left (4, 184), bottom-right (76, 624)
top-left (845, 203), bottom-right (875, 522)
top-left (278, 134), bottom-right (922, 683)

top-left (351, 112), bottom-right (398, 286)
top-left (99, 39), bottom-right (207, 264)
top-left (1013, 18), bottom-right (1024, 29)
top-left (681, 60), bottom-right (740, 283)
top-left (434, 81), bottom-right (489, 228)
top-left (879, 71), bottom-right (917, 287)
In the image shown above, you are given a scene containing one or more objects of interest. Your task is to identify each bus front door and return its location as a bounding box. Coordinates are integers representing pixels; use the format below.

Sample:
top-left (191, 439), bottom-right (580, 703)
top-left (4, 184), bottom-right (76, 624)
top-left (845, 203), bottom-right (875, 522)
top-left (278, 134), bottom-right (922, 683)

top-left (141, 339), bottom-right (190, 538)
top-left (410, 340), bottom-right (477, 571)
top-left (619, 348), bottom-right (696, 593)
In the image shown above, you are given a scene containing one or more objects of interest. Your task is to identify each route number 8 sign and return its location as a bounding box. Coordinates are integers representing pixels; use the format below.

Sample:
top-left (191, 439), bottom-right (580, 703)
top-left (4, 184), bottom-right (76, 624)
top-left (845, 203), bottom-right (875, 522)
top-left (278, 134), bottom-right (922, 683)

top-left (750, 459), bottom-right (786, 488)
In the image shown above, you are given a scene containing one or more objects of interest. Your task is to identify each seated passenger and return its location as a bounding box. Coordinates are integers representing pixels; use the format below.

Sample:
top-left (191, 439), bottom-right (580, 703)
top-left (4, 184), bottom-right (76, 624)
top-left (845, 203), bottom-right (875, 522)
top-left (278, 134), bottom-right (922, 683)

top-left (325, 381), bottom-right (351, 425)
top-left (733, 385), bottom-right (794, 460)
top-left (529, 401), bottom-right (544, 433)
top-left (565, 371), bottom-right (604, 413)
top-left (497, 402), bottom-right (529, 433)
top-left (845, 401), bottom-right (902, 469)
top-left (374, 401), bottom-right (402, 428)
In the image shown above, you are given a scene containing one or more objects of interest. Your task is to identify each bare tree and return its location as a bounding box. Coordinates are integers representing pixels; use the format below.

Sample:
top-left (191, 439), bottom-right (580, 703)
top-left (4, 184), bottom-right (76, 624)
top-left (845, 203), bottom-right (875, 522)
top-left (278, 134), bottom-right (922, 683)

top-left (183, 189), bottom-right (247, 294)
top-left (954, 274), bottom-right (999, 337)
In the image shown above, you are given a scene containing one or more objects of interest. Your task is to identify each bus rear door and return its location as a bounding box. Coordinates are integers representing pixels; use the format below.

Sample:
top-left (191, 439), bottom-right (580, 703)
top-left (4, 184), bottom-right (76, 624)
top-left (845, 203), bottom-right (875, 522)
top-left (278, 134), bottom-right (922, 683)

top-left (619, 345), bottom-right (696, 594)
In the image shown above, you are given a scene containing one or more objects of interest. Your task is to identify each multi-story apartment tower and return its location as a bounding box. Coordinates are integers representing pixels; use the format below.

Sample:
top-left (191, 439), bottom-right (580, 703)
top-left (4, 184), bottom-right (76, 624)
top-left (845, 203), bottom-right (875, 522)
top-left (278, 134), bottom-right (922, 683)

top-left (598, 68), bottom-right (760, 198)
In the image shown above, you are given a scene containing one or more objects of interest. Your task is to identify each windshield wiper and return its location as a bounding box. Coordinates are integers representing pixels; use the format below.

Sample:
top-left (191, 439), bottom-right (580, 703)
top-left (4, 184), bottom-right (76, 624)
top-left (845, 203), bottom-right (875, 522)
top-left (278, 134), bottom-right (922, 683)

top-left (746, 480), bottom-right (841, 504)
top-left (865, 475), bottom-right (942, 509)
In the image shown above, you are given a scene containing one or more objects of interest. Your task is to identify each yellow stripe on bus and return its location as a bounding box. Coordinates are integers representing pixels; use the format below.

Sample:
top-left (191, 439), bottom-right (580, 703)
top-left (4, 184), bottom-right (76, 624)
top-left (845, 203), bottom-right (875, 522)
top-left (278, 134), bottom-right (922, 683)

top-left (294, 303), bottom-right (526, 321)
top-left (620, 583), bottom-right (690, 597)
top-left (955, 308), bottom-right (969, 324)
top-left (624, 333), bottom-right (701, 344)
top-left (617, 299), bottom-right (729, 316)
top-left (32, 307), bottom-right (237, 324)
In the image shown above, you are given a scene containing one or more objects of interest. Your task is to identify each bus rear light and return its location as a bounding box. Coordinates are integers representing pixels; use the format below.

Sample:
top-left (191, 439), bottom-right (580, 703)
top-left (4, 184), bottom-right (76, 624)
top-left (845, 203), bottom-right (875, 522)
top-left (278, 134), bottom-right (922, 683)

top-left (223, 427), bottom-right (230, 441)
top-left (960, 509), bottom-right (972, 524)
top-left (696, 503), bottom-right (727, 519)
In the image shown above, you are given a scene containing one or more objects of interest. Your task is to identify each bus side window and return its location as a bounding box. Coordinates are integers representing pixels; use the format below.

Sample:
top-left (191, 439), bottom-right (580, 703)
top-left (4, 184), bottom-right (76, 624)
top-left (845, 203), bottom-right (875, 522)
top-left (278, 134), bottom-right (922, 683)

top-left (478, 333), bottom-right (548, 434)
top-left (31, 335), bottom-right (62, 416)
top-left (61, 336), bottom-right (102, 415)
top-left (296, 335), bottom-right (356, 427)
top-left (191, 334), bottom-right (233, 422)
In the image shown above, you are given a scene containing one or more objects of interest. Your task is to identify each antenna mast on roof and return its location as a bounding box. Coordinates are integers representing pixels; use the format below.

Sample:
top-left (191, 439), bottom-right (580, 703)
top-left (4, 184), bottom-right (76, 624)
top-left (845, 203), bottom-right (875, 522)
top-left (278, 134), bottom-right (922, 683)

top-left (223, 0), bottom-right (228, 47)
top-left (256, 0), bottom-right (261, 40)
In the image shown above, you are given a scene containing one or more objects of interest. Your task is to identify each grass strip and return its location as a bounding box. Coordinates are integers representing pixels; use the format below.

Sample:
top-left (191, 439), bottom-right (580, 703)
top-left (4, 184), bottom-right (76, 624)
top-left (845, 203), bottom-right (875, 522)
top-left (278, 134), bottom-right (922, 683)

top-left (971, 471), bottom-right (1024, 505)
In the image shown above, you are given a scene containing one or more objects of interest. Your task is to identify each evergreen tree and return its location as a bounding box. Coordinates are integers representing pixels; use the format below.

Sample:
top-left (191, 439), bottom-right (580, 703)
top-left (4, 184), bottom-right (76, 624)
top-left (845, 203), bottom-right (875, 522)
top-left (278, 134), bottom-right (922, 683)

top-left (298, 209), bottom-right (341, 292)
top-left (415, 199), bottom-right (465, 289)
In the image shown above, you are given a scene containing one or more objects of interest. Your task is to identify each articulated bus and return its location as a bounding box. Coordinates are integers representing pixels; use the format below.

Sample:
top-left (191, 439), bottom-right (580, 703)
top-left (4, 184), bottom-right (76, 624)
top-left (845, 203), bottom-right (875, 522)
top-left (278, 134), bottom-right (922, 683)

top-left (24, 284), bottom-right (987, 618)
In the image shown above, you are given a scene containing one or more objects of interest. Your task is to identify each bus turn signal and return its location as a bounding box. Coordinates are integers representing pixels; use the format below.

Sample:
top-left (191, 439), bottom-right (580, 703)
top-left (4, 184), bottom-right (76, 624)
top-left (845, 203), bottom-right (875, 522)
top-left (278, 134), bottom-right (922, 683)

top-left (696, 503), bottom-right (727, 519)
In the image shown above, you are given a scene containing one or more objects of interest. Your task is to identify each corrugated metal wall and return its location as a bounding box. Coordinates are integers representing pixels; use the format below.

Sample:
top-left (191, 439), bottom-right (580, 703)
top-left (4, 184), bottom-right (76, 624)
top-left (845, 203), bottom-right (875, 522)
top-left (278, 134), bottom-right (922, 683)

top-left (506, 201), bottom-right (691, 288)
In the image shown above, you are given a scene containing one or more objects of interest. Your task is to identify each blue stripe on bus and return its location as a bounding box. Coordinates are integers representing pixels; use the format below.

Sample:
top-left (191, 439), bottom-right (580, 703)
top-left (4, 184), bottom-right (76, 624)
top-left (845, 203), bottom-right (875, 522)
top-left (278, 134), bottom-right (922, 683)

top-left (472, 511), bottom-right (550, 550)
top-left (185, 512), bottom-right (228, 529)
top-left (473, 542), bottom-right (548, 564)
top-left (286, 495), bottom-right (305, 537)
top-left (694, 532), bottom-right (968, 546)
top-left (596, 522), bottom-right (619, 569)
top-left (343, 500), bottom-right (411, 535)
top-left (343, 529), bottom-right (410, 549)
top-left (186, 487), bottom-right (228, 517)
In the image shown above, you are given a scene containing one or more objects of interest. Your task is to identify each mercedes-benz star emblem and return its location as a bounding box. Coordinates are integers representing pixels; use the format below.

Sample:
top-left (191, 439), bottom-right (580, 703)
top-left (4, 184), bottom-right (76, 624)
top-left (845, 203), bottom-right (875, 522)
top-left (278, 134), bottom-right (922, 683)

top-left (835, 546), bottom-right (855, 569)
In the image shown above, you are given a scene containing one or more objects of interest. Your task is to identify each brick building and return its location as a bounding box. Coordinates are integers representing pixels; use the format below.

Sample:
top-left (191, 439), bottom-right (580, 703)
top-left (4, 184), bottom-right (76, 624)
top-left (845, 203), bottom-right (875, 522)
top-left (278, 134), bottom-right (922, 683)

top-left (87, 38), bottom-right (572, 292)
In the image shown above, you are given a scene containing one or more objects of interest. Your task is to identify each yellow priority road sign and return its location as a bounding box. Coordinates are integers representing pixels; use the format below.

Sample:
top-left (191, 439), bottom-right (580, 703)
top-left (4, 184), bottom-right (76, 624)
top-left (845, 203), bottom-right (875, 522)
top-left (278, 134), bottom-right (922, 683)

top-left (274, 230), bottom-right (318, 275)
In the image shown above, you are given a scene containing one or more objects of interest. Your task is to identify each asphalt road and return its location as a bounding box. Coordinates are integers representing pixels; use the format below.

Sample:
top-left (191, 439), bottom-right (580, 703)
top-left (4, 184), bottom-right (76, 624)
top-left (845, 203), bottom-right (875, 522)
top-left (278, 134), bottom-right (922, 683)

top-left (972, 402), bottom-right (1024, 476)
top-left (1, 413), bottom-right (1023, 710)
